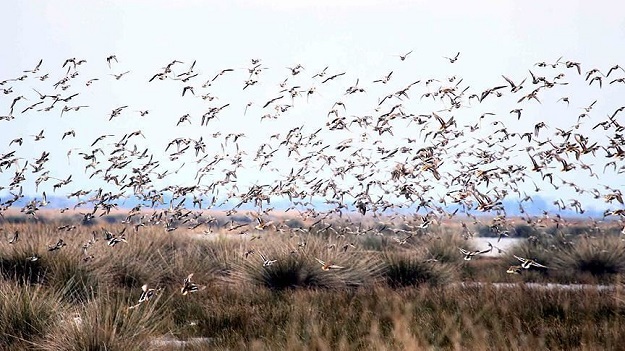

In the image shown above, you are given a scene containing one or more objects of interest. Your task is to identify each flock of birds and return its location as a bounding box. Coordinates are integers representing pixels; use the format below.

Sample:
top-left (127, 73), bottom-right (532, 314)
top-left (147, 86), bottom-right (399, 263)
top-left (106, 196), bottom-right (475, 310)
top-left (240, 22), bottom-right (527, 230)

top-left (1, 52), bottom-right (625, 303)
top-left (458, 242), bottom-right (549, 274)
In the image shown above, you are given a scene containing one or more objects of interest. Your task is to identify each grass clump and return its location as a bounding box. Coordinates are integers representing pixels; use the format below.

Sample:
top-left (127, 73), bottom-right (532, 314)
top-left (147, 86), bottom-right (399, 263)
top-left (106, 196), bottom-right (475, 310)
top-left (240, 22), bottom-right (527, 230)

top-left (0, 282), bottom-right (63, 350)
top-left (235, 236), bottom-right (384, 290)
top-left (382, 251), bottom-right (454, 288)
top-left (45, 252), bottom-right (98, 303)
top-left (96, 230), bottom-right (232, 291)
top-left (40, 288), bottom-right (169, 351)
top-left (552, 235), bottom-right (625, 283)
top-left (0, 243), bottom-right (47, 284)
top-left (238, 250), bottom-right (335, 290)
top-left (425, 233), bottom-right (474, 264)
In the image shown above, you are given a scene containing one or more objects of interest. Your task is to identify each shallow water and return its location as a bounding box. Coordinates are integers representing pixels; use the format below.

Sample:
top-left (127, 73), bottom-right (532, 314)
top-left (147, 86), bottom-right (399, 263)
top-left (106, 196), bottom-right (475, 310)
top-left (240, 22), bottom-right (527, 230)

top-left (456, 282), bottom-right (616, 291)
top-left (151, 336), bottom-right (213, 348)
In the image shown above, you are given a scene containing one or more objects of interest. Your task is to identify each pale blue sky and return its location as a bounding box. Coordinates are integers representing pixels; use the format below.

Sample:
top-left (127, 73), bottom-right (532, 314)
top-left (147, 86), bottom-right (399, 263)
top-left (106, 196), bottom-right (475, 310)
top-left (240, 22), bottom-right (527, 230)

top-left (1, 0), bottom-right (624, 213)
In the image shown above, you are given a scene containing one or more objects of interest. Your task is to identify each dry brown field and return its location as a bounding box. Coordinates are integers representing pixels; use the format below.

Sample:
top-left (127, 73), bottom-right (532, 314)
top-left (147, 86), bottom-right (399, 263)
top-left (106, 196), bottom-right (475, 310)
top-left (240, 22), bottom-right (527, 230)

top-left (0, 216), bottom-right (624, 350)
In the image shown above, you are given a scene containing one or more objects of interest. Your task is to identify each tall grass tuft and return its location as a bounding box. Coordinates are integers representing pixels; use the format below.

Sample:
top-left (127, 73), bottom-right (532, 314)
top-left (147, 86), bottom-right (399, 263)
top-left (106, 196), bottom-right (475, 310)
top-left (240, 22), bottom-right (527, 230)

top-left (237, 250), bottom-right (336, 290)
top-left (552, 235), bottom-right (625, 282)
top-left (46, 252), bottom-right (99, 303)
top-left (234, 237), bottom-right (385, 290)
top-left (95, 230), bottom-right (233, 291)
top-left (425, 233), bottom-right (474, 264)
top-left (0, 281), bottom-right (64, 350)
top-left (40, 288), bottom-right (170, 351)
top-left (507, 236), bottom-right (555, 259)
top-left (0, 242), bottom-right (47, 284)
top-left (382, 251), bottom-right (455, 288)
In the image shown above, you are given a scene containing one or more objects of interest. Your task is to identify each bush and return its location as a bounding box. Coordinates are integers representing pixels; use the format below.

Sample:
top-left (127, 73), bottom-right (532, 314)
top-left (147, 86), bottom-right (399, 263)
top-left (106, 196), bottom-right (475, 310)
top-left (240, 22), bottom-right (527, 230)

top-left (238, 251), bottom-right (337, 290)
top-left (382, 251), bottom-right (454, 288)
top-left (425, 233), bottom-right (474, 264)
top-left (234, 237), bottom-right (384, 290)
top-left (552, 235), bottom-right (625, 282)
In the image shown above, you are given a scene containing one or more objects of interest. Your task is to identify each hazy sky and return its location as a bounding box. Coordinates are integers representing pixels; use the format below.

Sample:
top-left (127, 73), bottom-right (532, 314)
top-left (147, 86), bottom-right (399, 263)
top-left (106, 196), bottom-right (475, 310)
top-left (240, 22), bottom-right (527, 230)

top-left (1, 0), bottom-right (624, 213)
top-left (3, 0), bottom-right (623, 69)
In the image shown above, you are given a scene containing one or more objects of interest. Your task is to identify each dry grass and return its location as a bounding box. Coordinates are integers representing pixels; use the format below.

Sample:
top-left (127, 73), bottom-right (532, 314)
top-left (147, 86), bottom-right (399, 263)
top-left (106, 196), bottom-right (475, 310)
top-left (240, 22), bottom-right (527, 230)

top-left (0, 282), bottom-right (64, 350)
top-left (0, 221), bottom-right (624, 350)
top-left (39, 288), bottom-right (170, 351)
top-left (382, 250), bottom-right (455, 288)
top-left (552, 235), bottom-right (625, 283)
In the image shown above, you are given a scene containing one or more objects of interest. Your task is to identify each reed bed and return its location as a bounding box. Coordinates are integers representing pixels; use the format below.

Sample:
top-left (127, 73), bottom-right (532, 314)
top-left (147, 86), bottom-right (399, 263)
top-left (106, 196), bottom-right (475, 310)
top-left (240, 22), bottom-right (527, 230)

top-left (0, 221), bottom-right (624, 350)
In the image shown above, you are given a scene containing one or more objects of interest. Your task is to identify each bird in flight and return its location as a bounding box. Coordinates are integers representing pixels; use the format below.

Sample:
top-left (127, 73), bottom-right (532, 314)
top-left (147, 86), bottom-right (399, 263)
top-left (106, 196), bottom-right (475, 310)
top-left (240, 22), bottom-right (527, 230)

top-left (397, 50), bottom-right (413, 61)
top-left (23, 59), bottom-right (43, 73)
top-left (48, 238), bottom-right (67, 251)
top-left (111, 71), bottom-right (130, 80)
top-left (182, 86), bottom-right (195, 96)
top-left (513, 255), bottom-right (549, 269)
top-left (315, 258), bottom-right (345, 271)
top-left (128, 284), bottom-right (159, 309)
top-left (444, 52), bottom-right (460, 63)
top-left (106, 55), bottom-right (118, 68)
top-left (259, 252), bottom-right (277, 267)
top-left (180, 273), bottom-right (205, 295)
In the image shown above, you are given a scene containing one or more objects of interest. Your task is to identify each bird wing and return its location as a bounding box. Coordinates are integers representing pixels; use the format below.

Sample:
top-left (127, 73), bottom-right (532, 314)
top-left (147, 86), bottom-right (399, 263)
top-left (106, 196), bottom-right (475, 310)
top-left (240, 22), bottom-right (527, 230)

top-left (513, 255), bottom-right (528, 264)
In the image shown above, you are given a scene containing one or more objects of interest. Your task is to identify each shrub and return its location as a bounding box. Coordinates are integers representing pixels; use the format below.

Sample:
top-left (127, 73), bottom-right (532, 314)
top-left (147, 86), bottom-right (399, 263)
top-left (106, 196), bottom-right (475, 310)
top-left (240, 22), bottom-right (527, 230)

top-left (506, 238), bottom-right (555, 267)
top-left (382, 251), bottom-right (454, 288)
top-left (237, 251), bottom-right (336, 290)
top-left (234, 237), bottom-right (384, 290)
top-left (552, 235), bottom-right (625, 282)
top-left (425, 233), bottom-right (474, 264)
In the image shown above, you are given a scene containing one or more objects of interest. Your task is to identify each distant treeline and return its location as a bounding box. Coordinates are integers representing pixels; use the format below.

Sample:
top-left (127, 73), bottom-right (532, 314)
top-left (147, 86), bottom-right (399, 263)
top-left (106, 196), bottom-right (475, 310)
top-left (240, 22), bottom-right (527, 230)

top-left (477, 223), bottom-right (623, 238)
